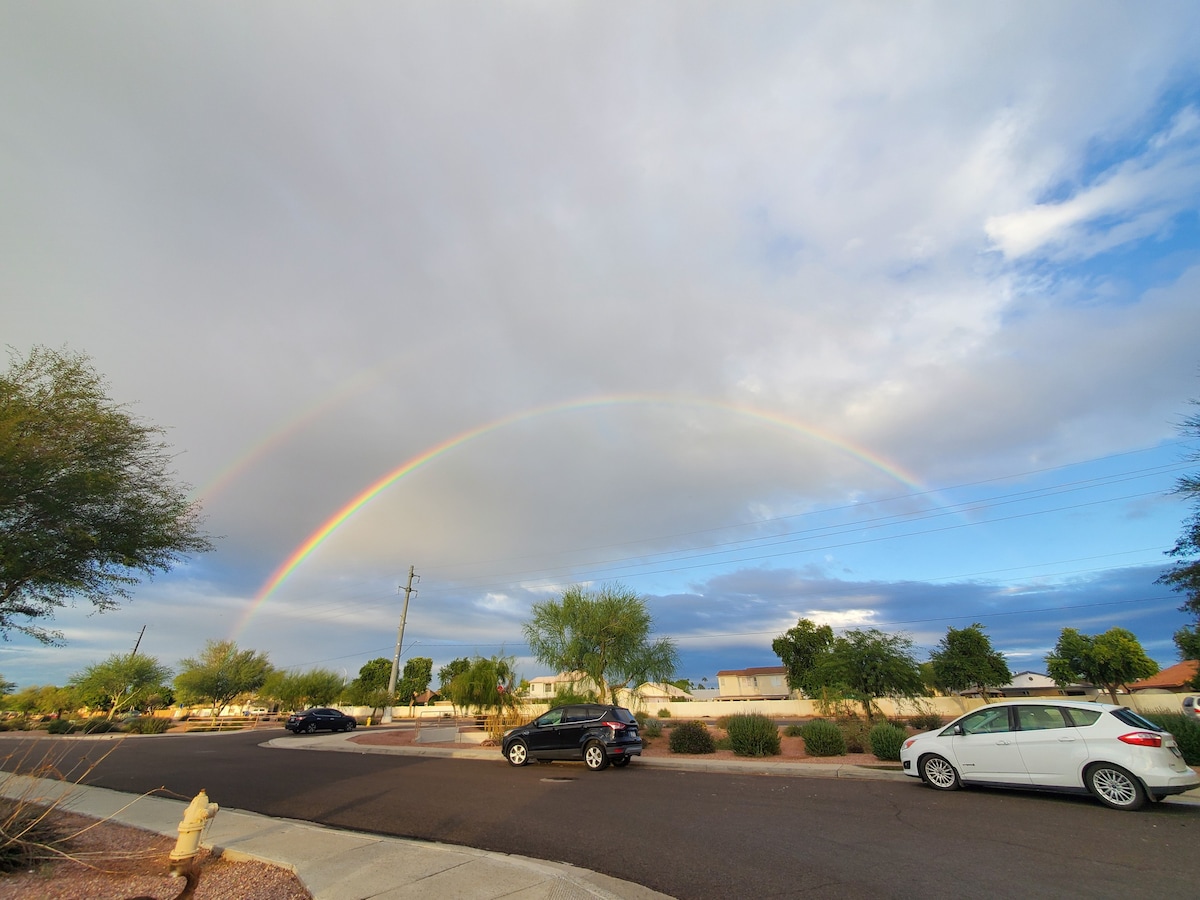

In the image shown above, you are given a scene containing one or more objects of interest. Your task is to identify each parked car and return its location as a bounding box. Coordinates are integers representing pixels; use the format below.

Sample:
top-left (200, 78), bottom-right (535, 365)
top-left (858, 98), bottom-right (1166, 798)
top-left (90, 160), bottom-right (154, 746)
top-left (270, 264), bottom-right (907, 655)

top-left (502, 703), bottom-right (641, 771)
top-left (1183, 696), bottom-right (1199, 719)
top-left (285, 708), bottom-right (357, 734)
top-left (900, 699), bottom-right (1198, 810)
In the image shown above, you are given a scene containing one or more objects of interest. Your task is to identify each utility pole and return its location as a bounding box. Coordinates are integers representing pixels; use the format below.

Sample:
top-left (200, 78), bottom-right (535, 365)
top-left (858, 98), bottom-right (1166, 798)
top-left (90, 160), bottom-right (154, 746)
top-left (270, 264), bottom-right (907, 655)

top-left (130, 625), bottom-right (146, 658)
top-left (382, 566), bottom-right (417, 724)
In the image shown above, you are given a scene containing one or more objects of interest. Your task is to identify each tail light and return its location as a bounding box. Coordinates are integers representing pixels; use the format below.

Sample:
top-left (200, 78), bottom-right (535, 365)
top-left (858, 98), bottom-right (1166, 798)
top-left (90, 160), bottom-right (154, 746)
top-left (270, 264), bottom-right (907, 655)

top-left (604, 720), bottom-right (627, 732)
top-left (1118, 731), bottom-right (1163, 748)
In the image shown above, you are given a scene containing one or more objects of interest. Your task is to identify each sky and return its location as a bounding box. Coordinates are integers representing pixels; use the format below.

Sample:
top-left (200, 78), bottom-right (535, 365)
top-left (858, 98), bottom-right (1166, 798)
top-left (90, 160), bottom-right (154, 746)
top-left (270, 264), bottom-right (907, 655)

top-left (3, 3), bottom-right (1200, 692)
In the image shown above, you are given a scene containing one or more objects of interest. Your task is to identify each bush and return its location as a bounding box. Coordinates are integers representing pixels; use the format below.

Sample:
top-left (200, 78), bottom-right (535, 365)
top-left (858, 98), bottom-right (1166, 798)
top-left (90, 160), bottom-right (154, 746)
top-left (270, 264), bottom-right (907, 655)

top-left (837, 717), bottom-right (871, 753)
top-left (641, 718), bottom-right (662, 738)
top-left (79, 719), bottom-right (120, 734)
top-left (783, 723), bottom-right (804, 737)
top-left (800, 719), bottom-right (846, 757)
top-left (669, 720), bottom-right (716, 754)
top-left (45, 719), bottom-right (74, 734)
top-left (908, 711), bottom-right (944, 732)
top-left (869, 722), bottom-right (908, 761)
top-left (125, 716), bottom-right (171, 734)
top-left (726, 713), bottom-right (781, 757)
top-left (657, 708), bottom-right (672, 719)
top-left (1144, 713), bottom-right (1200, 765)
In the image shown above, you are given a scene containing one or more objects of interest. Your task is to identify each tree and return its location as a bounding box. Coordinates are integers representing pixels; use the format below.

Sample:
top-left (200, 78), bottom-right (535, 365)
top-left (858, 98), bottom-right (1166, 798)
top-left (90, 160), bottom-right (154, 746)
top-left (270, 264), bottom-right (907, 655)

top-left (261, 668), bottom-right (344, 711)
top-left (173, 640), bottom-right (272, 718)
top-left (445, 655), bottom-right (519, 717)
top-left (345, 657), bottom-right (392, 717)
top-left (69, 653), bottom-right (172, 719)
top-left (1158, 398), bottom-right (1200, 685)
top-left (772, 618), bottom-right (835, 695)
top-left (811, 628), bottom-right (923, 718)
top-left (438, 657), bottom-right (471, 691)
top-left (396, 656), bottom-right (433, 709)
top-left (929, 623), bottom-right (1012, 701)
top-left (523, 583), bottom-right (678, 704)
top-left (1046, 627), bottom-right (1159, 703)
top-left (0, 347), bottom-right (213, 644)
top-left (0, 674), bottom-right (13, 696)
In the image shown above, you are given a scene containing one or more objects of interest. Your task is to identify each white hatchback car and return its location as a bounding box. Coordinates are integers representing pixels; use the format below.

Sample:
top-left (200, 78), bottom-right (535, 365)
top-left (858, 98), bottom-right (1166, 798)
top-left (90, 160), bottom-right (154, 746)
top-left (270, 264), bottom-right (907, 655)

top-left (900, 699), bottom-right (1198, 810)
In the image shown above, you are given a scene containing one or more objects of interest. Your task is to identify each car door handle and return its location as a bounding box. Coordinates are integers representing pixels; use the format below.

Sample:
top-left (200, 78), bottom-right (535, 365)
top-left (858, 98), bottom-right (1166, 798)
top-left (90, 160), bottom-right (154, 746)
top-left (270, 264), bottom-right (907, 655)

top-left (1057, 737), bottom-right (1077, 743)
top-left (995, 740), bottom-right (1011, 745)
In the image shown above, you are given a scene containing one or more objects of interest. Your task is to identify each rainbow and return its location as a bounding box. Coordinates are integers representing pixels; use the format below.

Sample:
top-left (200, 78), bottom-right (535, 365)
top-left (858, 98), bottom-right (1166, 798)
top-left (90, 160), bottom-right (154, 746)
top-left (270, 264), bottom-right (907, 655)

top-left (233, 394), bottom-right (935, 637)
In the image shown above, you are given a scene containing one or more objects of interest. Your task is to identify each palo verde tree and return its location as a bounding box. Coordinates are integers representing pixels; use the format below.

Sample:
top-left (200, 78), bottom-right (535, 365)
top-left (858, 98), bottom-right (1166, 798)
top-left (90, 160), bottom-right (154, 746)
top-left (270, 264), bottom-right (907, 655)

top-left (812, 628), bottom-right (924, 719)
top-left (1046, 627), bottom-right (1159, 703)
top-left (524, 583), bottom-right (678, 705)
top-left (69, 653), bottom-right (172, 719)
top-left (0, 347), bottom-right (213, 644)
top-left (929, 623), bottom-right (1012, 701)
top-left (772, 618), bottom-right (835, 696)
top-left (1158, 397), bottom-right (1200, 685)
top-left (173, 640), bottom-right (273, 717)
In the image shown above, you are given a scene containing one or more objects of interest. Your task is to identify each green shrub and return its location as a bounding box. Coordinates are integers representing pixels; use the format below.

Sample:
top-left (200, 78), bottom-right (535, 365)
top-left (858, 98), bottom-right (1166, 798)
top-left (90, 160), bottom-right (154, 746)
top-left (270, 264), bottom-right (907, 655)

top-left (641, 718), bottom-right (662, 738)
top-left (837, 717), bottom-right (871, 753)
top-left (45, 719), bottom-right (74, 734)
top-left (800, 719), bottom-right (846, 757)
top-left (1144, 713), bottom-right (1200, 765)
top-left (783, 723), bottom-right (805, 737)
top-left (669, 720), bottom-right (715, 754)
top-left (869, 722), bottom-right (908, 761)
top-left (125, 716), bottom-right (171, 734)
top-left (726, 713), bottom-right (781, 757)
top-left (79, 719), bottom-right (120, 734)
top-left (657, 708), bottom-right (672, 719)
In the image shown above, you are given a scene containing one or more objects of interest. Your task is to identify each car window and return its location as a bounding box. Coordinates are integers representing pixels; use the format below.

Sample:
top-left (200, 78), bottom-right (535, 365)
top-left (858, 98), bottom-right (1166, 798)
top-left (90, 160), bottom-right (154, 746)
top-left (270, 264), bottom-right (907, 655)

top-left (611, 708), bottom-right (638, 725)
top-left (537, 708), bottom-right (564, 726)
top-left (1109, 708), bottom-right (1162, 731)
top-left (1016, 706), bottom-right (1069, 731)
top-left (959, 707), bottom-right (1012, 735)
top-left (562, 706), bottom-right (588, 723)
top-left (1064, 707), bottom-right (1102, 727)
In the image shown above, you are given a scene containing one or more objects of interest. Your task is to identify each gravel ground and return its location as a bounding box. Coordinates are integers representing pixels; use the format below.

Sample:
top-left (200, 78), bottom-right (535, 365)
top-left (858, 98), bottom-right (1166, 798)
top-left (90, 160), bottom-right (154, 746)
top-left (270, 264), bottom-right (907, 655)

top-left (0, 809), bottom-right (311, 900)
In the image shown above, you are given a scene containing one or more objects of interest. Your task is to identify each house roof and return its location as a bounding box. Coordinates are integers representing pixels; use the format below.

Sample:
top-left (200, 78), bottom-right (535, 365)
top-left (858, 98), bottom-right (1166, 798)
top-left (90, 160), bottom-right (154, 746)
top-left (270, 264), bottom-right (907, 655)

top-left (717, 666), bottom-right (786, 677)
top-left (1128, 660), bottom-right (1199, 691)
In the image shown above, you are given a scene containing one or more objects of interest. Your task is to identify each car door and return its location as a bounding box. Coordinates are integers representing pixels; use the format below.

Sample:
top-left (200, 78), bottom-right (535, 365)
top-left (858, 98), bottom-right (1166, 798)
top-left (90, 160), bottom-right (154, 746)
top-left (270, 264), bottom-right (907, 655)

top-left (524, 707), bottom-right (565, 755)
top-left (548, 706), bottom-right (589, 758)
top-left (948, 706), bottom-right (1031, 784)
top-left (1011, 705), bottom-right (1088, 787)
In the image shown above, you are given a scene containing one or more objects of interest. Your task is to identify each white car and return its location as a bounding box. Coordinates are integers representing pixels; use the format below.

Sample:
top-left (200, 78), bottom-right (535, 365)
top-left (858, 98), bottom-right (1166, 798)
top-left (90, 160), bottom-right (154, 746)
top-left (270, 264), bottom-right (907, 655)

top-left (900, 699), bottom-right (1198, 810)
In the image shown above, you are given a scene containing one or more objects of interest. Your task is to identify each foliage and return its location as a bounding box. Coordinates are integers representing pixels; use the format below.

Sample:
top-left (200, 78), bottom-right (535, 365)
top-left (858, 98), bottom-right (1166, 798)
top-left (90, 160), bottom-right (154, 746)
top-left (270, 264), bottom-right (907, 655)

top-left (869, 722), bottom-right (908, 761)
top-left (812, 687), bottom-right (858, 719)
top-left (800, 719), bottom-right (846, 756)
top-left (668, 720), bottom-right (715, 754)
top-left (725, 713), bottom-right (781, 757)
top-left (69, 653), bottom-right (171, 719)
top-left (261, 668), bottom-right (344, 710)
top-left (445, 655), bottom-right (519, 716)
top-left (523, 582), bottom-right (678, 704)
top-left (814, 629), bottom-right (924, 718)
top-left (393, 656), bottom-right (434, 709)
top-left (1045, 627), bottom-right (1159, 702)
top-left (4, 684), bottom-right (75, 719)
top-left (1142, 713), bottom-right (1200, 765)
top-left (929, 623), bottom-right (1011, 699)
top-left (79, 719), bottom-right (121, 734)
top-left (1157, 399), bottom-right (1200, 668)
top-left (552, 685), bottom-right (600, 706)
top-left (837, 716), bottom-right (871, 753)
top-left (0, 346), bottom-right (213, 644)
top-left (908, 710), bottom-right (945, 732)
top-left (642, 717), bottom-right (662, 738)
top-left (45, 719), bottom-right (74, 734)
top-left (657, 708), bottom-right (672, 718)
top-left (344, 657), bottom-right (392, 714)
top-left (437, 657), bottom-right (471, 691)
top-left (124, 716), bottom-right (171, 734)
top-left (783, 723), bottom-right (805, 737)
top-left (772, 618), bottom-right (835, 694)
top-left (173, 640), bottom-right (272, 717)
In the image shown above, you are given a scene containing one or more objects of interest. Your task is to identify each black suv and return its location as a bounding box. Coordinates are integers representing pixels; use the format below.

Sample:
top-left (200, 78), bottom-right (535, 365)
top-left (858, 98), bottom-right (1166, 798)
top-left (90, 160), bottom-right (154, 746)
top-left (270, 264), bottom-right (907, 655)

top-left (502, 703), bottom-right (641, 770)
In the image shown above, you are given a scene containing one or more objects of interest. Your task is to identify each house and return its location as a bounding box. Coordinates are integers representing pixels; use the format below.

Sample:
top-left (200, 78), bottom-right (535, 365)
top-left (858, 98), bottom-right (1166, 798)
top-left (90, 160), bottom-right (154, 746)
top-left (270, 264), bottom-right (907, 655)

top-left (1127, 660), bottom-right (1199, 693)
top-left (523, 672), bottom-right (602, 701)
top-left (621, 682), bottom-right (693, 705)
top-left (996, 671), bottom-right (1103, 699)
top-left (716, 666), bottom-right (792, 700)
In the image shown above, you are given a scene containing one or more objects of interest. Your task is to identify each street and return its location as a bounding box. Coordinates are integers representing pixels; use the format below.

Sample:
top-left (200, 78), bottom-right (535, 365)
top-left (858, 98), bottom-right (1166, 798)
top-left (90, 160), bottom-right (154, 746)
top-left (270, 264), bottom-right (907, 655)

top-left (2, 730), bottom-right (1195, 899)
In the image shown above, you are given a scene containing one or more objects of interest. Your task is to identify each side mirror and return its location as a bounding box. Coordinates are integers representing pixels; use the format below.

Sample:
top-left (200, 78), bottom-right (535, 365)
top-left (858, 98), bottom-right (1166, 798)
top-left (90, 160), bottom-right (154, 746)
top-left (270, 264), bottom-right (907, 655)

top-left (951, 724), bottom-right (964, 736)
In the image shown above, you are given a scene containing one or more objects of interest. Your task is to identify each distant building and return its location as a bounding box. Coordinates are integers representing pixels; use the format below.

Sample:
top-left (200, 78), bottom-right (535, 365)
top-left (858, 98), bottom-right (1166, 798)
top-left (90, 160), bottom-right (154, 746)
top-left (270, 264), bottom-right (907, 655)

top-left (1128, 660), bottom-right (1199, 693)
top-left (716, 666), bottom-right (793, 700)
top-left (995, 671), bottom-right (1103, 699)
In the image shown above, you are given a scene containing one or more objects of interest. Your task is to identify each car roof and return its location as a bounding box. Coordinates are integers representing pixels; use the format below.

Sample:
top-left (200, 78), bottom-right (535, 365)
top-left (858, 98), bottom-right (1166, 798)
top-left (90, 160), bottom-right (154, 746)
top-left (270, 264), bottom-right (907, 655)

top-left (968, 699), bottom-right (1120, 711)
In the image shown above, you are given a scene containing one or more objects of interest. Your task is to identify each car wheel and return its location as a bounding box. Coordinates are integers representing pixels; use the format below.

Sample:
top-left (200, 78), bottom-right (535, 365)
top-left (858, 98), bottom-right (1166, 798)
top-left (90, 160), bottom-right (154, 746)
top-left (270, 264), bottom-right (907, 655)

top-left (583, 740), bottom-right (609, 771)
top-left (304, 722), bottom-right (317, 734)
top-left (919, 754), bottom-right (960, 791)
top-left (1086, 763), bottom-right (1146, 811)
top-left (612, 756), bottom-right (631, 768)
top-left (346, 720), bottom-right (356, 731)
top-left (506, 740), bottom-right (529, 767)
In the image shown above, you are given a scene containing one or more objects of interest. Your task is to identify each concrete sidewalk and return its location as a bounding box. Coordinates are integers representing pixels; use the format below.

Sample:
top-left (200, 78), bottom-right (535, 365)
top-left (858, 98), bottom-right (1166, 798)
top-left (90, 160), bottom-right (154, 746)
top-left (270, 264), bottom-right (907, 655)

top-left (0, 770), bottom-right (670, 900)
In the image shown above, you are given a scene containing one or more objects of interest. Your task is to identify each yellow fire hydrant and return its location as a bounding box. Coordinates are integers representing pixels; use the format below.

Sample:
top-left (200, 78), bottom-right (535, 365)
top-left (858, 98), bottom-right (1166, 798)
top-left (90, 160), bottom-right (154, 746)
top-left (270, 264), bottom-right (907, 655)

top-left (169, 789), bottom-right (219, 869)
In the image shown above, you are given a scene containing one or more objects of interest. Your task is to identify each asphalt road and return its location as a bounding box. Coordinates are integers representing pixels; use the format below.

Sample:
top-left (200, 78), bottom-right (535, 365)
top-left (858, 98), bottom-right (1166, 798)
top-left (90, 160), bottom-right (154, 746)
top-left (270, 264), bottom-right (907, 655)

top-left (4, 729), bottom-right (1195, 899)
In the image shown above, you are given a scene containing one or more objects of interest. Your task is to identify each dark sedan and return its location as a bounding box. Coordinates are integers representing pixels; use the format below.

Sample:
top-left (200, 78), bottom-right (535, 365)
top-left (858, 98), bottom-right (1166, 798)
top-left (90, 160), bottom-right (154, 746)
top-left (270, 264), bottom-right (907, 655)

top-left (502, 703), bottom-right (641, 770)
top-left (285, 708), bottom-right (358, 734)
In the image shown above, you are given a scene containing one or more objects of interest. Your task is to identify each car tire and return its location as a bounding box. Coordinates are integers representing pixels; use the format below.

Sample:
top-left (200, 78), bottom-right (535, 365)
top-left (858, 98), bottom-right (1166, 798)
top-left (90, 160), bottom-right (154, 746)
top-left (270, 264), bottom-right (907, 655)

top-left (506, 740), bottom-right (529, 767)
top-left (583, 740), bottom-right (609, 771)
top-left (346, 720), bottom-right (356, 731)
top-left (1086, 763), bottom-right (1146, 811)
top-left (919, 754), bottom-right (960, 791)
top-left (304, 722), bottom-right (317, 734)
top-left (612, 756), bottom-right (631, 768)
